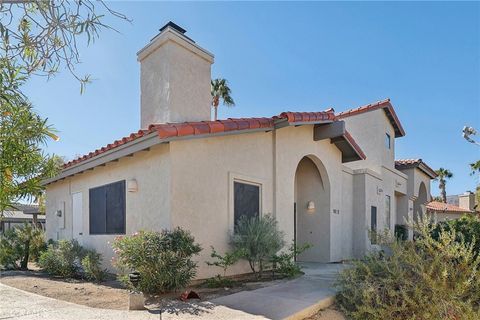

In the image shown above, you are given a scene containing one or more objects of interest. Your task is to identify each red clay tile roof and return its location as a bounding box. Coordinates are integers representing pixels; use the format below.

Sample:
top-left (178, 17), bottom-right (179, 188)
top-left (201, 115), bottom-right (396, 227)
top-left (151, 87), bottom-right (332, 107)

top-left (426, 201), bottom-right (474, 214)
top-left (395, 159), bottom-right (438, 179)
top-left (63, 110), bottom-right (350, 169)
top-left (336, 99), bottom-right (406, 138)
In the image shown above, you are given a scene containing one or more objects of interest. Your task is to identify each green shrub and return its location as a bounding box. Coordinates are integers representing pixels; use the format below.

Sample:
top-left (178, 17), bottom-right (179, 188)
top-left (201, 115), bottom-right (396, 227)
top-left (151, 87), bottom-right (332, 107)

top-left (38, 239), bottom-right (83, 278)
top-left (394, 224), bottom-right (408, 241)
top-left (336, 216), bottom-right (480, 320)
top-left (205, 275), bottom-right (235, 288)
top-left (271, 241), bottom-right (312, 278)
top-left (231, 215), bottom-right (285, 277)
top-left (0, 223), bottom-right (46, 269)
top-left (432, 214), bottom-right (480, 256)
top-left (206, 246), bottom-right (241, 277)
top-left (112, 228), bottom-right (202, 294)
top-left (81, 249), bottom-right (106, 282)
top-left (38, 239), bottom-right (105, 281)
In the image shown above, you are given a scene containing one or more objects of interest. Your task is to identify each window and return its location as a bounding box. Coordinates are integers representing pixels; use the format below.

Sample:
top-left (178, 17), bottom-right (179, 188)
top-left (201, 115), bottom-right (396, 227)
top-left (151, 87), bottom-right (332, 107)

top-left (89, 180), bottom-right (126, 235)
top-left (371, 206), bottom-right (377, 244)
top-left (385, 133), bottom-right (391, 149)
top-left (234, 181), bottom-right (260, 227)
top-left (385, 195), bottom-right (391, 229)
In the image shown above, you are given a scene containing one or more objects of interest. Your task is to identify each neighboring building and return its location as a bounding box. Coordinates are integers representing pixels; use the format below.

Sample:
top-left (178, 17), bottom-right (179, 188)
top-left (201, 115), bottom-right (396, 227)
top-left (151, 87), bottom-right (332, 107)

top-left (0, 204), bottom-right (45, 233)
top-left (427, 192), bottom-right (477, 221)
top-left (42, 22), bottom-right (437, 278)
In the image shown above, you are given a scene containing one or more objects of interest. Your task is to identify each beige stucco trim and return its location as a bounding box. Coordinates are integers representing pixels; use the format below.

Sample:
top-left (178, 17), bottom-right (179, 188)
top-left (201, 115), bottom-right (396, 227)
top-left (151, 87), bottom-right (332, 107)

top-left (137, 27), bottom-right (214, 63)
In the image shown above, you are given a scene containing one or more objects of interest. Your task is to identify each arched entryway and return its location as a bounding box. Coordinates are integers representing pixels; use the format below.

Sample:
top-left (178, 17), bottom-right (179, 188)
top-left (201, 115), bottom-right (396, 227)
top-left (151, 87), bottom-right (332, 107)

top-left (294, 156), bottom-right (330, 262)
top-left (413, 182), bottom-right (428, 222)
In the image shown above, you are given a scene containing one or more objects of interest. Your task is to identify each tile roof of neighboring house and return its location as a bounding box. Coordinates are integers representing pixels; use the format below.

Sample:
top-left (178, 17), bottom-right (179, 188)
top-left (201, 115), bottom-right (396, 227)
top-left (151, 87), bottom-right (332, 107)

top-left (395, 159), bottom-right (438, 179)
top-left (62, 109), bottom-right (354, 169)
top-left (426, 201), bottom-right (475, 214)
top-left (336, 98), bottom-right (406, 138)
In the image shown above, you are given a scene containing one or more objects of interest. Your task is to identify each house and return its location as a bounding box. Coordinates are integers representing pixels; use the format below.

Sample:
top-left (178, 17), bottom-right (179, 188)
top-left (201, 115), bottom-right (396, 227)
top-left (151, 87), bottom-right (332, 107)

top-left (0, 204), bottom-right (45, 234)
top-left (426, 191), bottom-right (477, 221)
top-left (43, 22), bottom-right (437, 278)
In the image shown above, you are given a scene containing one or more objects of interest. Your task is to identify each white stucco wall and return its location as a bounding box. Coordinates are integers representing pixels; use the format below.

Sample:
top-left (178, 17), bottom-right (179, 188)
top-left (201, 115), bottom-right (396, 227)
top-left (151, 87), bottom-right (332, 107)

top-left (45, 144), bottom-right (171, 269)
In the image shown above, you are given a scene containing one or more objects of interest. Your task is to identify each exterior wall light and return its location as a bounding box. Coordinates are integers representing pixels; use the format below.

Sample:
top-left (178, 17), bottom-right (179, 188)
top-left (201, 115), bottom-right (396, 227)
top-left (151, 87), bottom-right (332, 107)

top-left (56, 210), bottom-right (62, 217)
top-left (307, 201), bottom-right (315, 212)
top-left (127, 179), bottom-right (138, 192)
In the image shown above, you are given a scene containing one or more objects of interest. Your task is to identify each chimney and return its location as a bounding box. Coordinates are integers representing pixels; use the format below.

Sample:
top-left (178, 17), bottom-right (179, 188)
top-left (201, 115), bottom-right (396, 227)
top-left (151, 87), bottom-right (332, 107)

top-left (458, 191), bottom-right (475, 211)
top-left (137, 22), bottom-right (214, 128)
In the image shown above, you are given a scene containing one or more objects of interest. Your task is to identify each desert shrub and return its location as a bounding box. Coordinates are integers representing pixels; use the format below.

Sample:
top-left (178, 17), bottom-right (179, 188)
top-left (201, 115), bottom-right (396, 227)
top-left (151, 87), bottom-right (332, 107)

top-left (231, 215), bottom-right (285, 276)
top-left (336, 216), bottom-right (480, 320)
top-left (38, 239), bottom-right (84, 278)
top-left (205, 246), bottom-right (241, 287)
top-left (271, 241), bottom-right (312, 278)
top-left (81, 249), bottom-right (106, 282)
top-left (206, 246), bottom-right (241, 277)
top-left (38, 239), bottom-right (105, 281)
top-left (432, 214), bottom-right (480, 256)
top-left (112, 228), bottom-right (202, 294)
top-left (0, 223), bottom-right (46, 269)
top-left (394, 224), bottom-right (408, 241)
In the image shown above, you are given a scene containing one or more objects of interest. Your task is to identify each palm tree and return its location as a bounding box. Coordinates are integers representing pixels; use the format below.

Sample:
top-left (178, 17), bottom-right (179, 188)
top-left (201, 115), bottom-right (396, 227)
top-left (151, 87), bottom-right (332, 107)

top-left (434, 168), bottom-right (453, 203)
top-left (211, 78), bottom-right (235, 121)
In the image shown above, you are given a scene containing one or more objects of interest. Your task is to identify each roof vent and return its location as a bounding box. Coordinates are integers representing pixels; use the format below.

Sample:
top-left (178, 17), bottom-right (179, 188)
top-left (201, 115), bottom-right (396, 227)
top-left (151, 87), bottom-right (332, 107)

top-left (160, 21), bottom-right (187, 34)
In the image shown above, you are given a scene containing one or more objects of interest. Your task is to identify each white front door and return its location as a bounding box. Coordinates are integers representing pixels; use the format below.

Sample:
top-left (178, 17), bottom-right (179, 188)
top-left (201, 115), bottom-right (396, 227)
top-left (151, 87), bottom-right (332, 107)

top-left (72, 192), bottom-right (83, 244)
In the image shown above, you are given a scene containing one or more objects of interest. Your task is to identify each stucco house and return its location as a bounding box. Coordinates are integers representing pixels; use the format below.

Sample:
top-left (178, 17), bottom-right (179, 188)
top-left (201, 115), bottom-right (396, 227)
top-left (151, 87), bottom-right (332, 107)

top-left (43, 22), bottom-right (437, 278)
top-left (426, 192), bottom-right (477, 221)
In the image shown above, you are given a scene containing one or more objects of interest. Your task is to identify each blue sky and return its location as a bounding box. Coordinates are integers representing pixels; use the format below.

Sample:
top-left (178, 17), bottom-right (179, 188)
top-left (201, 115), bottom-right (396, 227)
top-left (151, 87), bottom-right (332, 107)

top-left (25, 1), bottom-right (479, 196)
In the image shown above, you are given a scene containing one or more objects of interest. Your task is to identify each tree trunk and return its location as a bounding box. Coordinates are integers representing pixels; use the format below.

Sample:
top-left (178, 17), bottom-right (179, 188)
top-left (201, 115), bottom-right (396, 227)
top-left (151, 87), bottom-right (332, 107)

top-left (20, 239), bottom-right (30, 270)
top-left (440, 180), bottom-right (447, 203)
top-left (214, 106), bottom-right (218, 121)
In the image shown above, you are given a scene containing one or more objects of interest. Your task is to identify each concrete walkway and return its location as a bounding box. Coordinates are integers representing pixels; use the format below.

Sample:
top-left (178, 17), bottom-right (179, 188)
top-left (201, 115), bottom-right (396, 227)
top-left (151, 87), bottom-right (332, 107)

top-left (211, 263), bottom-right (346, 320)
top-left (0, 283), bottom-right (265, 320)
top-left (0, 263), bottom-right (345, 320)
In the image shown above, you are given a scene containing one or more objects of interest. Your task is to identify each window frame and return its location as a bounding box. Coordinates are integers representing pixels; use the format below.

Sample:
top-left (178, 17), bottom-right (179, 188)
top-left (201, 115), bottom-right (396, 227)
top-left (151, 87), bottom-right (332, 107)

top-left (229, 172), bottom-right (263, 233)
top-left (385, 133), bottom-right (391, 149)
top-left (89, 180), bottom-right (126, 235)
top-left (370, 206), bottom-right (377, 245)
top-left (385, 195), bottom-right (391, 230)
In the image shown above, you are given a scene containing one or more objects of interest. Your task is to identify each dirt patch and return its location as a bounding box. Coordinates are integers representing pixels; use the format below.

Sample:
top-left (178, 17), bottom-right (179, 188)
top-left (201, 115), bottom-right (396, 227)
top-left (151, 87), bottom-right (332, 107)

top-left (0, 271), bottom-right (128, 310)
top-left (0, 270), bottom-right (288, 310)
top-left (304, 307), bottom-right (346, 320)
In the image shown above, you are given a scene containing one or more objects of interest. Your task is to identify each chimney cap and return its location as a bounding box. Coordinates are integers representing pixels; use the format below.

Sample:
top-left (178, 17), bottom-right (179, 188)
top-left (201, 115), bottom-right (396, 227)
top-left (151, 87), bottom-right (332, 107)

top-left (160, 21), bottom-right (187, 34)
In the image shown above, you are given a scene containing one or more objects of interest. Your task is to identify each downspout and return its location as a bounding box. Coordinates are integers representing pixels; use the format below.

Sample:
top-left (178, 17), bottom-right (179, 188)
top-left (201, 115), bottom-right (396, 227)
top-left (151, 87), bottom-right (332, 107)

top-left (272, 129), bottom-right (277, 217)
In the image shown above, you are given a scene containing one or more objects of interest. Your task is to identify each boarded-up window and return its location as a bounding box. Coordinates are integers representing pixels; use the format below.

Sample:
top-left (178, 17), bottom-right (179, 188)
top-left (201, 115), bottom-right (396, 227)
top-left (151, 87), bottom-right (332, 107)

top-left (89, 180), bottom-right (126, 235)
top-left (234, 181), bottom-right (260, 226)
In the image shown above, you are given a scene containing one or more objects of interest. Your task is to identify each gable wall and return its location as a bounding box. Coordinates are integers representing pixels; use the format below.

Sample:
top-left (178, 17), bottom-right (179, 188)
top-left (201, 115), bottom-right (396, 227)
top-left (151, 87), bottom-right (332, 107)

top-left (45, 144), bottom-right (171, 269)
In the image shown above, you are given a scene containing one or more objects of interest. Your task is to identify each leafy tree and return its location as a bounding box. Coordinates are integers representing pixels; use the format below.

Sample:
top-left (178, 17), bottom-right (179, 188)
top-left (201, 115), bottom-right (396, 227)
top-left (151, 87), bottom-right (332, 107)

top-left (206, 246), bottom-right (241, 278)
top-left (211, 78), bottom-right (235, 121)
top-left (0, 1), bottom-right (127, 210)
top-left (0, 222), bottom-right (46, 270)
top-left (434, 168), bottom-right (453, 203)
top-left (470, 160), bottom-right (480, 176)
top-left (0, 0), bottom-right (128, 91)
top-left (0, 60), bottom-right (61, 212)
